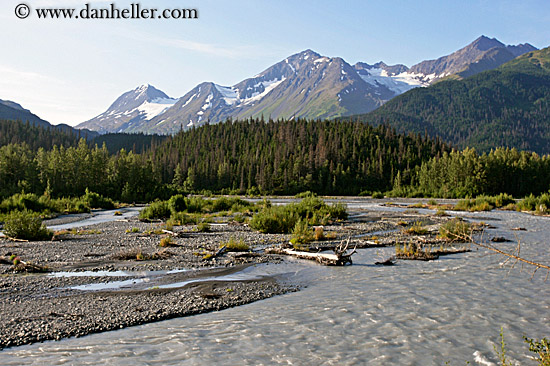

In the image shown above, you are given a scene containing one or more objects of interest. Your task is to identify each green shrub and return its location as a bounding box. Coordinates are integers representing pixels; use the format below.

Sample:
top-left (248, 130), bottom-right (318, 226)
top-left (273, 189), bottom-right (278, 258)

top-left (222, 237), bottom-right (250, 252)
top-left (455, 194), bottom-right (516, 212)
top-left (518, 193), bottom-right (550, 213)
top-left (395, 241), bottom-right (433, 259)
top-left (290, 219), bottom-right (314, 250)
top-left (372, 191), bottom-right (384, 199)
top-left (403, 221), bottom-right (428, 235)
top-left (139, 200), bottom-right (171, 220)
top-left (159, 236), bottom-right (176, 247)
top-left (438, 218), bottom-right (471, 241)
top-left (211, 197), bottom-right (233, 212)
top-left (82, 188), bottom-right (115, 209)
top-left (185, 196), bottom-right (207, 213)
top-left (295, 191), bottom-right (317, 198)
top-left (211, 197), bottom-right (251, 213)
top-left (52, 197), bottom-right (90, 214)
top-left (3, 210), bottom-right (53, 240)
top-left (502, 203), bottom-right (518, 211)
top-left (249, 206), bottom-right (299, 234)
top-left (195, 221), bottom-right (210, 232)
top-left (233, 213), bottom-right (246, 223)
top-left (494, 193), bottom-right (515, 208)
top-left (524, 337), bottom-right (550, 366)
top-left (169, 211), bottom-right (199, 225)
top-left (435, 208), bottom-right (449, 216)
top-left (0, 193), bottom-right (46, 213)
top-left (249, 197), bottom-right (347, 234)
top-left (168, 194), bottom-right (187, 213)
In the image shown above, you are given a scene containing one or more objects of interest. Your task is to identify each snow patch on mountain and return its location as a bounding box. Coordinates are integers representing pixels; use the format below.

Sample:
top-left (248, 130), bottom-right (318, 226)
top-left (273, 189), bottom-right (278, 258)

top-left (214, 84), bottom-right (239, 105)
top-left (201, 93), bottom-right (213, 111)
top-left (181, 93), bottom-right (198, 108)
top-left (358, 68), bottom-right (428, 94)
top-left (242, 78), bottom-right (286, 105)
top-left (285, 58), bottom-right (296, 73)
top-left (137, 97), bottom-right (177, 120)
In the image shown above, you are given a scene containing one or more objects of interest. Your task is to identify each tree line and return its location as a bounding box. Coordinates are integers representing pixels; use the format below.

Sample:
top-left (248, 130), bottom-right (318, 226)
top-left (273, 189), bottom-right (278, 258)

top-left (1, 118), bottom-right (549, 201)
top-left (392, 147), bottom-right (550, 198)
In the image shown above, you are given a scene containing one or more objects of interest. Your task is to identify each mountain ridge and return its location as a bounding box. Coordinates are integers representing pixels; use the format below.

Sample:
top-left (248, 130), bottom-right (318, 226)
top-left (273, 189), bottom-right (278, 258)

top-left (0, 99), bottom-right (99, 139)
top-left (76, 36), bottom-right (538, 134)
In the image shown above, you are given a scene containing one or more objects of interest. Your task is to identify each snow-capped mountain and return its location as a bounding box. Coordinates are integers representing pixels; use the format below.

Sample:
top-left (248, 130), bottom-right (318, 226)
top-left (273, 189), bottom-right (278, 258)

top-left (77, 36), bottom-right (537, 134)
top-left (76, 84), bottom-right (178, 133)
top-left (94, 50), bottom-right (416, 134)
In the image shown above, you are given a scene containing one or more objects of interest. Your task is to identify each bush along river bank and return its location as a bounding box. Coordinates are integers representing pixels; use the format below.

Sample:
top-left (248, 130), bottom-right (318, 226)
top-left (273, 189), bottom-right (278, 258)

top-left (0, 195), bottom-right (522, 351)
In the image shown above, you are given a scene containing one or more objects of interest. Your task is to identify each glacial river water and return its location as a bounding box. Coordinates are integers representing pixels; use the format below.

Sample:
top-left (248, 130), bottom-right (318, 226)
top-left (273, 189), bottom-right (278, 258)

top-left (1, 200), bottom-right (549, 365)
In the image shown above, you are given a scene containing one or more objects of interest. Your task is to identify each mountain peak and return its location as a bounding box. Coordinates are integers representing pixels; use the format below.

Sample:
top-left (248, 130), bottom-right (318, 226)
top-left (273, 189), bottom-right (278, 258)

top-left (289, 49), bottom-right (322, 61)
top-left (136, 83), bottom-right (151, 91)
top-left (409, 35), bottom-right (536, 79)
top-left (470, 35), bottom-right (505, 51)
top-left (76, 84), bottom-right (177, 133)
top-left (133, 84), bottom-right (164, 97)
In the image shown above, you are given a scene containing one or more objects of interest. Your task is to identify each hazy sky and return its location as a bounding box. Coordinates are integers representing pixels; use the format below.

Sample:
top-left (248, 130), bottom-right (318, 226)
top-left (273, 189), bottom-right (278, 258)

top-left (1, 0), bottom-right (549, 126)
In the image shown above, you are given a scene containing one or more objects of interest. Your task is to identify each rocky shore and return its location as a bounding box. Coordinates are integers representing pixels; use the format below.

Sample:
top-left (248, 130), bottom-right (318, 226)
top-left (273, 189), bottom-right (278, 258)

top-left (0, 204), bottom-right (468, 350)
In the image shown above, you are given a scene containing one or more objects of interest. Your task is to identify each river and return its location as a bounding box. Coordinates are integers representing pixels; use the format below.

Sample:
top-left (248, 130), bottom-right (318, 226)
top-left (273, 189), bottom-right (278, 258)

top-left (1, 200), bottom-right (549, 365)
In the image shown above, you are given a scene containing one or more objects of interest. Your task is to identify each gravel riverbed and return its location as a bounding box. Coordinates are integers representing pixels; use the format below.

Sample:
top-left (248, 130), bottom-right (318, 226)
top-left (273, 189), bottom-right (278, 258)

top-left (0, 206), bottom-right (458, 350)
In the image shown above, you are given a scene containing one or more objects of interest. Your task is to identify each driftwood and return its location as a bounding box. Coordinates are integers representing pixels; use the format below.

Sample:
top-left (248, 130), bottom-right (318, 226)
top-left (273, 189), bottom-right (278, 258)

top-left (0, 255), bottom-right (48, 272)
top-left (375, 257), bottom-right (396, 266)
top-left (230, 252), bottom-right (261, 258)
top-left (395, 252), bottom-right (439, 261)
top-left (266, 238), bottom-right (357, 266)
top-left (203, 245), bottom-right (227, 261)
top-left (162, 229), bottom-right (193, 238)
top-left (491, 236), bottom-right (510, 243)
top-left (3, 236), bottom-right (29, 242)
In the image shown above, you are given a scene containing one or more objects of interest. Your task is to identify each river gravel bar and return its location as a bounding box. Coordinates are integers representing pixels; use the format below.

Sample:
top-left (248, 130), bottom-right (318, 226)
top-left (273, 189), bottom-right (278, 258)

top-left (0, 205), bottom-right (464, 349)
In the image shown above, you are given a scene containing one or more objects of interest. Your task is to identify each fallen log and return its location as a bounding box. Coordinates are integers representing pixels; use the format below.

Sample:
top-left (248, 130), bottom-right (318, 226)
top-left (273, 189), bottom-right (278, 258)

top-left (162, 229), bottom-right (177, 236)
top-left (266, 238), bottom-right (357, 266)
top-left (0, 255), bottom-right (49, 272)
top-left (203, 245), bottom-right (227, 261)
top-left (4, 236), bottom-right (29, 242)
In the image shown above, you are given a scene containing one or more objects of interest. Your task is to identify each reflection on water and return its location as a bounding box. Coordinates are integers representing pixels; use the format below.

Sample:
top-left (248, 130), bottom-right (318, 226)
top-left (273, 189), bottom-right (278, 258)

top-left (1, 201), bottom-right (549, 365)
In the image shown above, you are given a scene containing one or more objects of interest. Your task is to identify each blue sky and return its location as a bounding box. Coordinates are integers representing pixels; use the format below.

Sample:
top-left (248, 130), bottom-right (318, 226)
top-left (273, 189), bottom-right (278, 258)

top-left (1, 0), bottom-right (549, 126)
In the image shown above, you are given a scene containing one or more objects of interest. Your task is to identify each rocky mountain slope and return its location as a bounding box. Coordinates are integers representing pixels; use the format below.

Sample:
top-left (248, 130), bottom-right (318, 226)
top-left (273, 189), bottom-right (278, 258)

top-left (77, 36), bottom-right (537, 134)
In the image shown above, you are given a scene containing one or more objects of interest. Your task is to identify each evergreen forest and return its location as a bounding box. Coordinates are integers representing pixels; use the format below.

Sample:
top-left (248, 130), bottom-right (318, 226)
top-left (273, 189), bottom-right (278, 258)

top-left (1, 118), bottom-right (550, 202)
